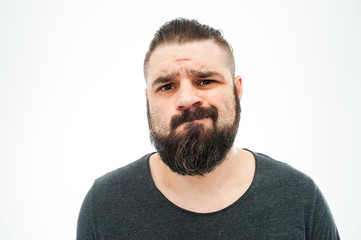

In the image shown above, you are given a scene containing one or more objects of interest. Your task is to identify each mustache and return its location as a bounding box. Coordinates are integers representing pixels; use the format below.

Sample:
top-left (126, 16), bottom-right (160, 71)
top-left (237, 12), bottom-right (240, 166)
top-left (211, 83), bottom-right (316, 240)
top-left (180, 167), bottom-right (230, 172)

top-left (170, 106), bottom-right (218, 130)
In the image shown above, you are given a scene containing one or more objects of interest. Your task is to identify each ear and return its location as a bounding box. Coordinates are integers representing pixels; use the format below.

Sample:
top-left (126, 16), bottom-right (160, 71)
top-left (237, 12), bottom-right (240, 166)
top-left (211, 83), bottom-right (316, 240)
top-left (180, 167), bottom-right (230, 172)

top-left (145, 88), bottom-right (148, 99)
top-left (234, 75), bottom-right (243, 100)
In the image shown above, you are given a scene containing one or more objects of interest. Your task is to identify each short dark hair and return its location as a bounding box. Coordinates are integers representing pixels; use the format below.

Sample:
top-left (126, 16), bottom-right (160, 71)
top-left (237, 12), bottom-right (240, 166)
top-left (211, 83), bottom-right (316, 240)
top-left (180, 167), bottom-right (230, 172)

top-left (143, 18), bottom-right (235, 80)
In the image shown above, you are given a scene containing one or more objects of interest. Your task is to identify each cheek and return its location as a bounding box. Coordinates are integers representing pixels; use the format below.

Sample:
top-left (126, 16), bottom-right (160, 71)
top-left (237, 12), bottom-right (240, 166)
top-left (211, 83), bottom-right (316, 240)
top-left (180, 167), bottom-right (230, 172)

top-left (157, 101), bottom-right (175, 124)
top-left (209, 93), bottom-right (226, 106)
top-left (209, 90), bottom-right (236, 123)
top-left (149, 101), bottom-right (173, 133)
top-left (208, 90), bottom-right (232, 110)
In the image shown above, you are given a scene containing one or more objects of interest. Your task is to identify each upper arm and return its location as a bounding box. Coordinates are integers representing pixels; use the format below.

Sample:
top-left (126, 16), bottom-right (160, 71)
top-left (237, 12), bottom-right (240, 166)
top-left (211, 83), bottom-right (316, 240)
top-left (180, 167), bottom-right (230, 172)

top-left (77, 185), bottom-right (97, 240)
top-left (308, 185), bottom-right (340, 240)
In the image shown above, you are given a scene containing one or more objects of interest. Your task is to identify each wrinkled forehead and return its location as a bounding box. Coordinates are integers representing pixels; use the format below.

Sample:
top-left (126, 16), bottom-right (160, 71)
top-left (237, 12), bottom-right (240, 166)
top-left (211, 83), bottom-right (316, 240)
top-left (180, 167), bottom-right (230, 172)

top-left (146, 41), bottom-right (232, 84)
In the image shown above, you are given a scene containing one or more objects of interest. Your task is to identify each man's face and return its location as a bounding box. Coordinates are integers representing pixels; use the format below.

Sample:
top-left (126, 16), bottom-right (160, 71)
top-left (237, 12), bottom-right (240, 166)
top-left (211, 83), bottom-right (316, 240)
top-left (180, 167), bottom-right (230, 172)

top-left (146, 40), bottom-right (242, 175)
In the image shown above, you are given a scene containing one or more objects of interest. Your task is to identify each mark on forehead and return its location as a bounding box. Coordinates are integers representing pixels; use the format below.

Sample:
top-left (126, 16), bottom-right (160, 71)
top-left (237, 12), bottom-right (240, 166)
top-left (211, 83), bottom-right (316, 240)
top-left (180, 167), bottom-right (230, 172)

top-left (175, 58), bottom-right (191, 62)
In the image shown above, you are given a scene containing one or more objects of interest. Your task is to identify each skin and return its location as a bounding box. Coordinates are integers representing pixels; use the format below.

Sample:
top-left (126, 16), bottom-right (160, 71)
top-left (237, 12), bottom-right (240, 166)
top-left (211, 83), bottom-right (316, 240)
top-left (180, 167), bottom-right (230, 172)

top-left (145, 40), bottom-right (255, 213)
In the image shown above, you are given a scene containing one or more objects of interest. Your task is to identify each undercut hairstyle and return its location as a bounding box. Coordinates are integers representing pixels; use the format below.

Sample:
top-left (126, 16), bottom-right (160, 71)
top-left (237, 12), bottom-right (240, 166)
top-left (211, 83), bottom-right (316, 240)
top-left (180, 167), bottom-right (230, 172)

top-left (143, 18), bottom-right (235, 80)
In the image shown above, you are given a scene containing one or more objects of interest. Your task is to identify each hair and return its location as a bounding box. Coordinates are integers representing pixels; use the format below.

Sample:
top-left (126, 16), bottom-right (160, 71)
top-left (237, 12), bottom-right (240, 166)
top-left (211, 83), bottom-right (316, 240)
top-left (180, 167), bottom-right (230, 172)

top-left (143, 18), bottom-right (235, 80)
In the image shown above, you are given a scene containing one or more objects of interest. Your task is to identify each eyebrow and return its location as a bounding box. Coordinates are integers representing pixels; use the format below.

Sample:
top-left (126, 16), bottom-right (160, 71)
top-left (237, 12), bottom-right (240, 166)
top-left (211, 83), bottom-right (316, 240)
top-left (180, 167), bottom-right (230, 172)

top-left (188, 70), bottom-right (223, 79)
top-left (151, 72), bottom-right (179, 89)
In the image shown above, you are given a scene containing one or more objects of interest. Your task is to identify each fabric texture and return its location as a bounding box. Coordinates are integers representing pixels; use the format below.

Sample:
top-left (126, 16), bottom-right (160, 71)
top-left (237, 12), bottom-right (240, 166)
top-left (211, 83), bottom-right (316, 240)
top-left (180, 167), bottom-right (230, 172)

top-left (77, 150), bottom-right (340, 240)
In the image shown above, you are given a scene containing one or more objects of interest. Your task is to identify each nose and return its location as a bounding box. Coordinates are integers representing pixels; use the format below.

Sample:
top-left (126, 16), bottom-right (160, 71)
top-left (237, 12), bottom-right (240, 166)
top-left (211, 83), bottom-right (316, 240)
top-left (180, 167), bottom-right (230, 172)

top-left (175, 81), bottom-right (203, 111)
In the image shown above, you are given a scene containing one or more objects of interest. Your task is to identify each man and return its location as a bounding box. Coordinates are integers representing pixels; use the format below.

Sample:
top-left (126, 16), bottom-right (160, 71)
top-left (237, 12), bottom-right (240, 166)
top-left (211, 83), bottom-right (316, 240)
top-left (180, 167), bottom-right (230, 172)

top-left (77, 18), bottom-right (339, 239)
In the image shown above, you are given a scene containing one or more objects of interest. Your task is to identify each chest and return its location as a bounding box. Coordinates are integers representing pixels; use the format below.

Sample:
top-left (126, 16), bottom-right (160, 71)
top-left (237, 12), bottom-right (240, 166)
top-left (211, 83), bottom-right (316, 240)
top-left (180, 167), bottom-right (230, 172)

top-left (94, 197), bottom-right (307, 240)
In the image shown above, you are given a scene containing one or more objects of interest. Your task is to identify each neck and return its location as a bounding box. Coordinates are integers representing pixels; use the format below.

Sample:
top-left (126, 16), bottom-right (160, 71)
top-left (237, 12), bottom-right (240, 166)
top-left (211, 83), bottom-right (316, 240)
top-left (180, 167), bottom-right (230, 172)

top-left (149, 147), bottom-right (255, 213)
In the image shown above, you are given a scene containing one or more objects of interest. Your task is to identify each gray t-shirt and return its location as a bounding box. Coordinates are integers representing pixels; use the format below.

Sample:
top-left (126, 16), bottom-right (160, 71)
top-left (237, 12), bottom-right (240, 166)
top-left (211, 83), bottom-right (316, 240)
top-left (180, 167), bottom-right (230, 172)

top-left (77, 150), bottom-right (339, 239)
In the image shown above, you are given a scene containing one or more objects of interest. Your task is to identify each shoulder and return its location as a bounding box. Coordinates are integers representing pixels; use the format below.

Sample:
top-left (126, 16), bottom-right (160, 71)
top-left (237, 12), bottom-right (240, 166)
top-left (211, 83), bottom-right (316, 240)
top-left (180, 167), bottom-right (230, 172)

top-left (254, 151), bottom-right (314, 184)
top-left (90, 153), bottom-right (154, 197)
top-left (249, 150), bottom-right (319, 200)
top-left (77, 153), bottom-right (157, 238)
top-left (244, 150), bottom-right (340, 239)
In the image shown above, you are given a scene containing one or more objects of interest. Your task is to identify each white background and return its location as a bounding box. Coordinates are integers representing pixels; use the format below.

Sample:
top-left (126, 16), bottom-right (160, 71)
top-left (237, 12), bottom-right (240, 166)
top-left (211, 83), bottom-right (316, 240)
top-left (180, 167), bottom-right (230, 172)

top-left (1, 0), bottom-right (360, 239)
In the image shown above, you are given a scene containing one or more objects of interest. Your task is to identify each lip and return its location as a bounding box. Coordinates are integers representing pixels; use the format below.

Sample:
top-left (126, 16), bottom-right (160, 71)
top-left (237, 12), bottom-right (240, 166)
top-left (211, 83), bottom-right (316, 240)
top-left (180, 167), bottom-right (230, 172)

top-left (173, 117), bottom-right (213, 132)
top-left (186, 116), bottom-right (209, 122)
top-left (185, 117), bottom-right (212, 126)
top-left (193, 118), bottom-right (208, 123)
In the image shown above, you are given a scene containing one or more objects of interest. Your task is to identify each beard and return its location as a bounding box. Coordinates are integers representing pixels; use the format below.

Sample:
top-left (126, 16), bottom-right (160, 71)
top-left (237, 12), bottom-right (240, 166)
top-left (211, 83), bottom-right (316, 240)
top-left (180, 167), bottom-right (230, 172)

top-left (147, 86), bottom-right (241, 176)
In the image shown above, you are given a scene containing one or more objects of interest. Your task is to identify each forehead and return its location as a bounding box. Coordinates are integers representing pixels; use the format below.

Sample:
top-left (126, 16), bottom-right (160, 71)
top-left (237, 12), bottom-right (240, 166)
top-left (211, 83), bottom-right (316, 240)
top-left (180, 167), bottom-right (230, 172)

top-left (147, 41), bottom-right (230, 83)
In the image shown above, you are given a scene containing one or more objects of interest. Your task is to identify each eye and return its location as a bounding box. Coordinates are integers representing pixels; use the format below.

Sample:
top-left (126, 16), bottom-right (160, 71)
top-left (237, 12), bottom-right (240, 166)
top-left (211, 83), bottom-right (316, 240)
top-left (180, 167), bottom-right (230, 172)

top-left (199, 79), bottom-right (215, 86)
top-left (159, 84), bottom-right (174, 91)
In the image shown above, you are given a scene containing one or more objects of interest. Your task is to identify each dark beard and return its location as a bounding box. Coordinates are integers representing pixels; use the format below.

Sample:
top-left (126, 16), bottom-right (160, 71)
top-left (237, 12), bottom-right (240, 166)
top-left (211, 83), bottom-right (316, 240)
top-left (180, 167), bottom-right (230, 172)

top-left (147, 86), bottom-right (240, 176)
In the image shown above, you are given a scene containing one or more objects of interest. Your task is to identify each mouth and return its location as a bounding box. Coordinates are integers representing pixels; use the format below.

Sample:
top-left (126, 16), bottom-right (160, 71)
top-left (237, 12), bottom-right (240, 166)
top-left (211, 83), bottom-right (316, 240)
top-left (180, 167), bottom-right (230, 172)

top-left (176, 117), bottom-right (212, 130)
top-left (192, 118), bottom-right (209, 123)
top-left (181, 116), bottom-right (210, 124)
top-left (170, 106), bottom-right (218, 131)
